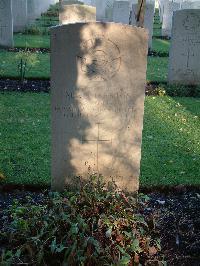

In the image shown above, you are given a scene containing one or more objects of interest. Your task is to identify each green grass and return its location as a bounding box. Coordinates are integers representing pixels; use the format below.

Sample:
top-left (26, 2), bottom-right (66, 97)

top-left (147, 56), bottom-right (168, 82)
top-left (0, 50), bottom-right (168, 82)
top-left (0, 50), bottom-right (50, 79)
top-left (0, 92), bottom-right (50, 185)
top-left (0, 92), bottom-right (199, 187)
top-left (14, 34), bottom-right (50, 48)
top-left (152, 38), bottom-right (170, 54)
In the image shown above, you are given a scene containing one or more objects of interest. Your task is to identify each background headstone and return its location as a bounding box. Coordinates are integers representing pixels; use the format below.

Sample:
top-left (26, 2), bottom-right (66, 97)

top-left (51, 22), bottom-right (148, 192)
top-left (168, 9), bottom-right (200, 84)
top-left (59, 4), bottom-right (96, 24)
top-left (13, 0), bottom-right (27, 33)
top-left (131, 1), bottom-right (155, 48)
top-left (162, 0), bottom-right (180, 37)
top-left (0, 0), bottom-right (13, 47)
top-left (113, 1), bottom-right (130, 24)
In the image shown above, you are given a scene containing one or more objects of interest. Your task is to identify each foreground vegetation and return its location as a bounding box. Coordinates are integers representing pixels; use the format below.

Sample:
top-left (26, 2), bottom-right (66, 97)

top-left (0, 177), bottom-right (163, 265)
top-left (0, 92), bottom-right (199, 187)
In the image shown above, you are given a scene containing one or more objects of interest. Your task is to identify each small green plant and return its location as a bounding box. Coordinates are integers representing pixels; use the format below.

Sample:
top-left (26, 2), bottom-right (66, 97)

top-left (0, 177), bottom-right (164, 265)
top-left (16, 50), bottom-right (39, 83)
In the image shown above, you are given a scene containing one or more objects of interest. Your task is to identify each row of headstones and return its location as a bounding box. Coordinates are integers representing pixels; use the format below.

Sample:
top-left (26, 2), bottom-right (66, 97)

top-left (51, 8), bottom-right (200, 191)
top-left (0, 0), bottom-right (58, 47)
top-left (158, 0), bottom-right (200, 37)
top-left (59, 0), bottom-right (155, 48)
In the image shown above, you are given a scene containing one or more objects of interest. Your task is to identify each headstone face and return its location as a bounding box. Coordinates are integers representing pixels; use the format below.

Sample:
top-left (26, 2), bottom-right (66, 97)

top-left (13, 0), bottom-right (27, 33)
top-left (131, 2), bottom-right (155, 48)
top-left (0, 0), bottom-right (13, 47)
top-left (144, 2), bottom-right (155, 48)
top-left (51, 22), bottom-right (148, 192)
top-left (113, 1), bottom-right (130, 24)
top-left (162, 1), bottom-right (180, 37)
top-left (168, 9), bottom-right (200, 85)
top-left (91, 0), bottom-right (115, 22)
top-left (59, 4), bottom-right (96, 24)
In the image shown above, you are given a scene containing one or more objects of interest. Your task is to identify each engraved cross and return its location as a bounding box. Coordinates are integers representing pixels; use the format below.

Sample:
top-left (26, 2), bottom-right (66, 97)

top-left (82, 123), bottom-right (112, 173)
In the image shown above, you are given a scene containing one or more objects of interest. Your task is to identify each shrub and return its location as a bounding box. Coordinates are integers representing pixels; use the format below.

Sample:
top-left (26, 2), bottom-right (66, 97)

top-left (0, 177), bottom-right (164, 265)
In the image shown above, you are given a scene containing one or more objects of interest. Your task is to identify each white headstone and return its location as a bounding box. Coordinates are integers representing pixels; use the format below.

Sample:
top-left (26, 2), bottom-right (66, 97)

top-left (162, 0), bottom-right (180, 37)
top-left (13, 0), bottom-right (27, 33)
top-left (131, 1), bottom-right (155, 48)
top-left (168, 9), bottom-right (200, 84)
top-left (51, 22), bottom-right (148, 192)
top-left (113, 1), bottom-right (130, 24)
top-left (59, 4), bottom-right (96, 24)
top-left (0, 0), bottom-right (13, 47)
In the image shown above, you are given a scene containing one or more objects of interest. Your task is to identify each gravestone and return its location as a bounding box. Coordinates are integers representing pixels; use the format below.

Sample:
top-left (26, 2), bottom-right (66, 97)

top-left (0, 0), bottom-right (13, 47)
top-left (13, 0), bottom-right (27, 33)
top-left (168, 9), bottom-right (200, 85)
top-left (162, 1), bottom-right (180, 37)
top-left (113, 1), bottom-right (130, 24)
top-left (59, 4), bottom-right (96, 24)
top-left (51, 22), bottom-right (148, 192)
top-left (91, 0), bottom-right (107, 21)
top-left (91, 0), bottom-right (115, 22)
top-left (131, 1), bottom-right (155, 48)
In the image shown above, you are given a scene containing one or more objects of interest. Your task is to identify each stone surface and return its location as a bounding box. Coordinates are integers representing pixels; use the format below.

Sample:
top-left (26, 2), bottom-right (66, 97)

top-left (0, 0), bottom-right (13, 47)
top-left (168, 9), bottom-right (200, 85)
top-left (162, 1), bottom-right (180, 37)
top-left (13, 0), bottom-right (27, 32)
top-left (59, 4), bottom-right (96, 24)
top-left (131, 1), bottom-right (155, 48)
top-left (113, 1), bottom-right (130, 24)
top-left (51, 22), bottom-right (148, 192)
top-left (91, 0), bottom-right (115, 22)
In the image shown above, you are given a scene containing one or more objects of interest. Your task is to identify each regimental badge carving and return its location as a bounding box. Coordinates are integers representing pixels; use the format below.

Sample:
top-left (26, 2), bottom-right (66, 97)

top-left (77, 37), bottom-right (121, 81)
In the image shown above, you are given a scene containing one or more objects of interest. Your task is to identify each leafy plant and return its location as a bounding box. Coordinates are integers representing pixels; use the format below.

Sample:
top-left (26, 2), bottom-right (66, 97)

top-left (0, 176), bottom-right (164, 265)
top-left (15, 50), bottom-right (39, 83)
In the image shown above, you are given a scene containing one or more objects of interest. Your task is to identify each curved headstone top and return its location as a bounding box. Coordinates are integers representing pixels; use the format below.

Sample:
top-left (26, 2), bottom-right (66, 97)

top-left (59, 4), bottom-right (96, 24)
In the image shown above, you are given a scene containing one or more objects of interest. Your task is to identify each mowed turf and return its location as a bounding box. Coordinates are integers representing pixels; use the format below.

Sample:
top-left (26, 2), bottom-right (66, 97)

top-left (0, 92), bottom-right (199, 187)
top-left (0, 50), bottom-right (168, 83)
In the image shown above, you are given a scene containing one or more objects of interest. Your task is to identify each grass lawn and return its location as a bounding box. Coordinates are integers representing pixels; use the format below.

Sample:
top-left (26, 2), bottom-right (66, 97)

top-left (147, 56), bottom-right (168, 82)
top-left (0, 92), bottom-right (199, 187)
top-left (14, 34), bottom-right (50, 49)
top-left (0, 50), bottom-right (50, 79)
top-left (152, 38), bottom-right (170, 54)
top-left (0, 50), bottom-right (168, 82)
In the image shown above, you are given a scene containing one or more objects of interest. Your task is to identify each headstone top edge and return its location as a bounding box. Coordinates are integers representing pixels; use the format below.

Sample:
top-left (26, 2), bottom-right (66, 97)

top-left (50, 22), bottom-right (149, 36)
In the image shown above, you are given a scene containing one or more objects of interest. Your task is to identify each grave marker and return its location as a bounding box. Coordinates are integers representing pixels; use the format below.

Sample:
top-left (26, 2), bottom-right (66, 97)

top-left (51, 22), bottom-right (148, 192)
top-left (59, 4), bottom-right (96, 24)
top-left (0, 0), bottom-right (13, 47)
top-left (162, 0), bottom-right (180, 37)
top-left (113, 1), bottom-right (130, 24)
top-left (168, 9), bottom-right (200, 85)
top-left (13, 0), bottom-right (27, 32)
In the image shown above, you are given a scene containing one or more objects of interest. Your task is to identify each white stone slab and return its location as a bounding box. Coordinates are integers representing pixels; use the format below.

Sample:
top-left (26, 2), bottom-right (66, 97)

top-left (168, 9), bottom-right (200, 84)
top-left (0, 0), bottom-right (13, 47)
top-left (51, 22), bottom-right (148, 192)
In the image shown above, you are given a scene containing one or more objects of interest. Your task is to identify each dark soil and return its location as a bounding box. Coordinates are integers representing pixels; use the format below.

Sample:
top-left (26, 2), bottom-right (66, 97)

top-left (0, 78), bottom-right (167, 94)
top-left (0, 186), bottom-right (200, 265)
top-left (0, 78), bottom-right (50, 92)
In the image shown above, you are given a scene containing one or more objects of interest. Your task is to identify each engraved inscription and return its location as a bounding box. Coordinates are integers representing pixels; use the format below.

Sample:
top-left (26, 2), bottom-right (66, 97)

top-left (77, 37), bottom-right (121, 81)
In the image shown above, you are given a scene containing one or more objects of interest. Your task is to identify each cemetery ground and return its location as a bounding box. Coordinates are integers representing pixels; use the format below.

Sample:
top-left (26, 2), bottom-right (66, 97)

top-left (0, 5), bottom-right (200, 266)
